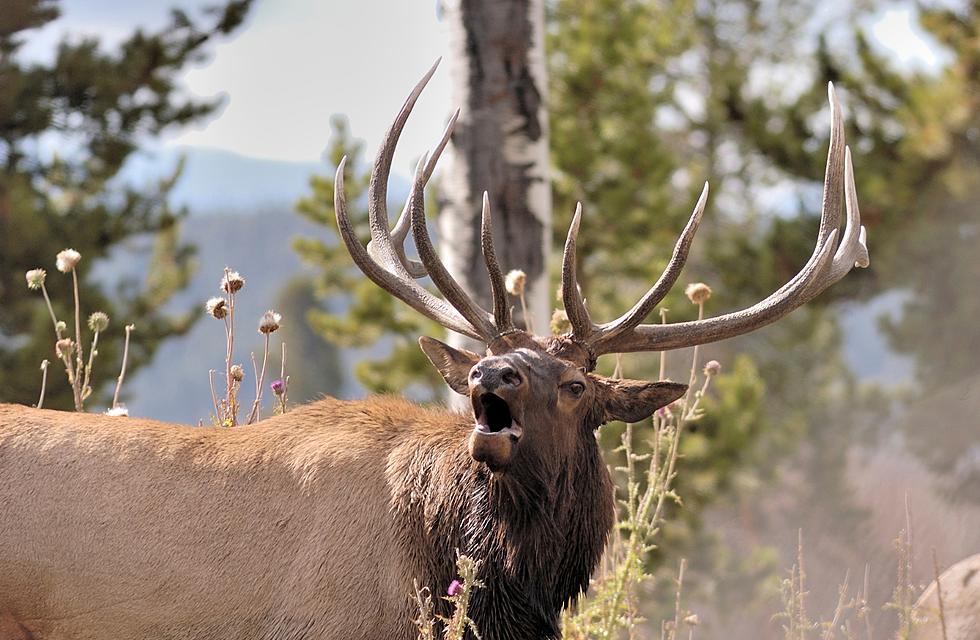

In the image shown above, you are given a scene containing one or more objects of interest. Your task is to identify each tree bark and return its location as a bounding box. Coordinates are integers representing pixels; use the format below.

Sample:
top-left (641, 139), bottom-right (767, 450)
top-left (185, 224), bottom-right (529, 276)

top-left (439, 0), bottom-right (551, 360)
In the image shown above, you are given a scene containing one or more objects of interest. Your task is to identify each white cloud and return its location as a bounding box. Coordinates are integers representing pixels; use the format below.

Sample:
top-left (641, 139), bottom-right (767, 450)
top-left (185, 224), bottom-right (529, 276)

top-left (167, 0), bottom-right (453, 167)
top-left (867, 6), bottom-right (950, 73)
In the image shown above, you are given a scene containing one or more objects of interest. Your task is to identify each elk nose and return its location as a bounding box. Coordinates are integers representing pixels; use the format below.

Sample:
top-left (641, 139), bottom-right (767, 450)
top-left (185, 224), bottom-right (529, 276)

top-left (471, 363), bottom-right (522, 391)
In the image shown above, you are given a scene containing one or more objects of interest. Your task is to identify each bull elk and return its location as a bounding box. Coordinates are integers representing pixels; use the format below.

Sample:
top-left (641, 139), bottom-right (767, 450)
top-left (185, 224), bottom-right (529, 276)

top-left (0, 60), bottom-right (868, 639)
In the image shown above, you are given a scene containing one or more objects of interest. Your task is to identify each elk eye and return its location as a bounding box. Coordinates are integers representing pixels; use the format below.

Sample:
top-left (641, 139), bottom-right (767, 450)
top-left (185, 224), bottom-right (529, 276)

top-left (566, 381), bottom-right (585, 397)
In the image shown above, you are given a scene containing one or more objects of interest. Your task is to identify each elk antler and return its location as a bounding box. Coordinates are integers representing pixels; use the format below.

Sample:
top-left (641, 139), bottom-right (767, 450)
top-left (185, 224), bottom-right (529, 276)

top-left (561, 83), bottom-right (870, 357)
top-left (334, 59), bottom-right (513, 343)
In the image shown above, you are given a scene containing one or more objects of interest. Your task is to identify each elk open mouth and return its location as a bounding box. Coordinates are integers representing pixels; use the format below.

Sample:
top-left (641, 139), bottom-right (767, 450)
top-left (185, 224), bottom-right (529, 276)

top-left (473, 393), bottom-right (523, 440)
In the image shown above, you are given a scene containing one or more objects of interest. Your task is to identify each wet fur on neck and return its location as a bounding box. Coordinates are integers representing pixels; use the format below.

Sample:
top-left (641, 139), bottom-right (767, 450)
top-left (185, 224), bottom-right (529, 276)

top-left (388, 413), bottom-right (615, 639)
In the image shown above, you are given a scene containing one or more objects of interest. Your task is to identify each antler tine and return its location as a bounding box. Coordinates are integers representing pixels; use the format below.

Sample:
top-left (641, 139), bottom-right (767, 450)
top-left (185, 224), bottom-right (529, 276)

top-left (760, 82), bottom-right (848, 302)
top-left (333, 156), bottom-right (483, 340)
top-left (365, 58), bottom-right (440, 277)
top-left (795, 145), bottom-right (870, 297)
top-left (560, 202), bottom-right (595, 338)
top-left (371, 109), bottom-right (461, 278)
top-left (481, 192), bottom-right (514, 331)
top-left (833, 147), bottom-right (870, 271)
top-left (818, 83), bottom-right (846, 245)
top-left (585, 81), bottom-right (869, 357)
top-left (597, 182), bottom-right (709, 341)
top-left (409, 156), bottom-right (498, 341)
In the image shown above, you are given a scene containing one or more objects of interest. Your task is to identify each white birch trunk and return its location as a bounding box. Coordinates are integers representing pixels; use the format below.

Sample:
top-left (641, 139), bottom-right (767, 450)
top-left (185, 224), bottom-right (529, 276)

top-left (439, 0), bottom-right (551, 376)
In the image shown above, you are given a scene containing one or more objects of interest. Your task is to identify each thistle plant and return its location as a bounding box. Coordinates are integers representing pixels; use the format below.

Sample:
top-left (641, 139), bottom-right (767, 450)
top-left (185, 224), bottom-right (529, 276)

top-left (271, 342), bottom-right (290, 416)
top-left (206, 268), bottom-right (288, 426)
top-left (505, 269), bottom-right (533, 333)
top-left (109, 323), bottom-right (135, 417)
top-left (886, 495), bottom-right (917, 639)
top-left (414, 553), bottom-right (484, 640)
top-left (247, 309), bottom-right (282, 424)
top-left (26, 251), bottom-right (127, 412)
top-left (82, 311), bottom-right (109, 402)
top-left (775, 531), bottom-right (817, 640)
top-left (561, 283), bottom-right (718, 639)
top-left (207, 268), bottom-right (246, 426)
top-left (36, 360), bottom-right (49, 409)
top-left (57, 249), bottom-right (86, 411)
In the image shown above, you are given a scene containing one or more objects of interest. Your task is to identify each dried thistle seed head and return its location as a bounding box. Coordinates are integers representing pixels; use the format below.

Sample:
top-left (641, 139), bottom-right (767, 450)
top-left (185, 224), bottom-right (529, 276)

top-left (683, 613), bottom-right (700, 627)
top-left (205, 297), bottom-right (227, 319)
top-left (106, 405), bottom-right (129, 417)
top-left (55, 321), bottom-right (67, 334)
top-left (703, 360), bottom-right (721, 376)
top-left (550, 309), bottom-right (571, 335)
top-left (87, 311), bottom-right (109, 332)
top-left (55, 338), bottom-right (75, 358)
top-left (26, 268), bottom-right (47, 290)
top-left (220, 270), bottom-right (245, 293)
top-left (685, 282), bottom-right (712, 305)
top-left (230, 364), bottom-right (245, 382)
top-left (258, 310), bottom-right (281, 334)
top-left (270, 379), bottom-right (286, 396)
top-left (55, 249), bottom-right (82, 273)
top-left (505, 269), bottom-right (527, 296)
top-left (40, 359), bottom-right (49, 370)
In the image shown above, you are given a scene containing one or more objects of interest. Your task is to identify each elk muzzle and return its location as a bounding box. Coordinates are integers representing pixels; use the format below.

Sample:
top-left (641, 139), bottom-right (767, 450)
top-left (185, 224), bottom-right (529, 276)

top-left (468, 360), bottom-right (524, 471)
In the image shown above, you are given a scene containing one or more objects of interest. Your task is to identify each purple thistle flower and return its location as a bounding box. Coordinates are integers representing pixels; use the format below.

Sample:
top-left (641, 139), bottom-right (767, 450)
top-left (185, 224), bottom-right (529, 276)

top-left (270, 379), bottom-right (286, 396)
top-left (447, 579), bottom-right (463, 597)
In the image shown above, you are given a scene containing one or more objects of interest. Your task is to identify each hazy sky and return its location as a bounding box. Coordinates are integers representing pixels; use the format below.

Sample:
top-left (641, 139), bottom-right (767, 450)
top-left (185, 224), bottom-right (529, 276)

top-left (22, 0), bottom-right (452, 171)
top-left (19, 0), bottom-right (944, 167)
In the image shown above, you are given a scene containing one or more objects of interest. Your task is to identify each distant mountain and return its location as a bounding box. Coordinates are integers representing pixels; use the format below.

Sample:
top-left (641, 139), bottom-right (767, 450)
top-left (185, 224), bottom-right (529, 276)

top-left (122, 145), bottom-right (410, 216)
top-left (122, 146), bottom-right (325, 214)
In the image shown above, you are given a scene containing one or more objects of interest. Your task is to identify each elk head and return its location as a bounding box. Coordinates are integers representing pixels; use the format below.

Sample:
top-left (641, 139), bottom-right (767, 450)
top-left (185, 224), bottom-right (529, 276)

top-left (335, 60), bottom-right (869, 474)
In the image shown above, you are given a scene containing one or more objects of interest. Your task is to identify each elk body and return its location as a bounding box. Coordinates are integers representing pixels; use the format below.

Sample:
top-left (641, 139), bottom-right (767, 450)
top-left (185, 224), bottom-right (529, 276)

top-left (0, 61), bottom-right (868, 640)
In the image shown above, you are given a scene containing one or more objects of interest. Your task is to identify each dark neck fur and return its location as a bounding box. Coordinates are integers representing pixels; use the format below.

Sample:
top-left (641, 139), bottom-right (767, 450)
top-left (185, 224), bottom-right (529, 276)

top-left (390, 419), bottom-right (615, 640)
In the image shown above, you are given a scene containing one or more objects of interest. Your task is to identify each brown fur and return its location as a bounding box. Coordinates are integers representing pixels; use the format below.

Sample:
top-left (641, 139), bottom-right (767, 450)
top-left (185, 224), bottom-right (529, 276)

top-left (0, 333), bottom-right (684, 640)
top-left (0, 396), bottom-right (609, 639)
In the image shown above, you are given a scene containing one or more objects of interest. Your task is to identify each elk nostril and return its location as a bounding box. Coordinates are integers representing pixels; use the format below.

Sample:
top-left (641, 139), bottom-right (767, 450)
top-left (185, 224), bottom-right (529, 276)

top-left (471, 369), bottom-right (482, 380)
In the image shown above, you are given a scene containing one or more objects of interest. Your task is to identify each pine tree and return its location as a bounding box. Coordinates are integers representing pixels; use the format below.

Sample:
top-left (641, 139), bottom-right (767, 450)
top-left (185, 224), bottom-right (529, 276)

top-left (729, 2), bottom-right (980, 502)
top-left (0, 0), bottom-right (253, 409)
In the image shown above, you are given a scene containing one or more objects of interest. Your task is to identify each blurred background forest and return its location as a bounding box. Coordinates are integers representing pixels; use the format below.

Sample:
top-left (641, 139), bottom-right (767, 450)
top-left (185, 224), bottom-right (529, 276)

top-left (1, 0), bottom-right (978, 637)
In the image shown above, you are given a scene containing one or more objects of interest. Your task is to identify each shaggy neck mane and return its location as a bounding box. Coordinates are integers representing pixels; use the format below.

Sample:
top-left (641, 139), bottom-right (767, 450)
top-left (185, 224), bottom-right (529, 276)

top-left (389, 414), bottom-right (615, 640)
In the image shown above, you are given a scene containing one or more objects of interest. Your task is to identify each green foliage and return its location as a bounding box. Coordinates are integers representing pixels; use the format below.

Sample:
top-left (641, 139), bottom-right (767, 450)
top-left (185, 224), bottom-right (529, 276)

top-left (549, 0), bottom-right (867, 624)
top-left (0, 0), bottom-right (253, 409)
top-left (548, 0), bottom-right (697, 309)
top-left (563, 361), bottom-right (710, 639)
top-left (270, 275), bottom-right (344, 404)
top-left (731, 2), bottom-right (980, 500)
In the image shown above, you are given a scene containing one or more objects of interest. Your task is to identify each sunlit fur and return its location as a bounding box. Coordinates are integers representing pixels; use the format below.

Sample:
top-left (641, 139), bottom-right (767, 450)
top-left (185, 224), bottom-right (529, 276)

top-left (0, 332), bottom-right (684, 640)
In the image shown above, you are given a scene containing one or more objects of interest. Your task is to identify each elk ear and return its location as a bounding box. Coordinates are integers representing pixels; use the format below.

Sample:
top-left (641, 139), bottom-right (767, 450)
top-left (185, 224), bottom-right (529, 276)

top-left (419, 336), bottom-right (481, 395)
top-left (594, 377), bottom-right (688, 424)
